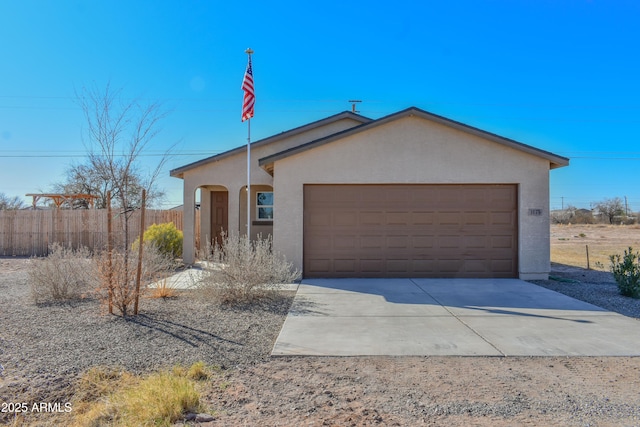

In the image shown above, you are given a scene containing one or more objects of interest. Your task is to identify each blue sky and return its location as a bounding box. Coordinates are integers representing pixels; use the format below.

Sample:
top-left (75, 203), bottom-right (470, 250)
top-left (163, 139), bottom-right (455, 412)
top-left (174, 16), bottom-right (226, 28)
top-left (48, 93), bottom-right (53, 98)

top-left (1, 0), bottom-right (639, 211)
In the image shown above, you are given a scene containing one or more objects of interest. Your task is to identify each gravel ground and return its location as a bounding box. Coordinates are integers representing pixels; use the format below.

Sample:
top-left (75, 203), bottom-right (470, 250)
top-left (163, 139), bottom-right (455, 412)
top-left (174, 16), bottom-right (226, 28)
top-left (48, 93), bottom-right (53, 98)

top-left (532, 262), bottom-right (640, 319)
top-left (2, 257), bottom-right (640, 426)
top-left (0, 257), bottom-right (293, 425)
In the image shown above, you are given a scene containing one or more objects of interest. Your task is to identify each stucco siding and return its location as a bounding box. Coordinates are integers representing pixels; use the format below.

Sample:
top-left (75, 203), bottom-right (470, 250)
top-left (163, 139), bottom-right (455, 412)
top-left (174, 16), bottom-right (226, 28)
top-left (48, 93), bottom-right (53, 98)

top-left (272, 115), bottom-right (552, 279)
top-left (179, 117), bottom-right (364, 263)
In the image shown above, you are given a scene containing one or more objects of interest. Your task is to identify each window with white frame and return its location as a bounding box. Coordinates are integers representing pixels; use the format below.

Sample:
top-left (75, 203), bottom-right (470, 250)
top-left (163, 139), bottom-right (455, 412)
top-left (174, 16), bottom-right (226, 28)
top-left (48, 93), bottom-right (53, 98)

top-left (256, 192), bottom-right (273, 220)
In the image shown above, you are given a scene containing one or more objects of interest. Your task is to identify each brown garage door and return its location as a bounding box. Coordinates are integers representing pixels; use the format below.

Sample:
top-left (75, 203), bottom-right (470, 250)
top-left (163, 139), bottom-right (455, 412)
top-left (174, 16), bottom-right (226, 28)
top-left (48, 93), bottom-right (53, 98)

top-left (303, 184), bottom-right (518, 278)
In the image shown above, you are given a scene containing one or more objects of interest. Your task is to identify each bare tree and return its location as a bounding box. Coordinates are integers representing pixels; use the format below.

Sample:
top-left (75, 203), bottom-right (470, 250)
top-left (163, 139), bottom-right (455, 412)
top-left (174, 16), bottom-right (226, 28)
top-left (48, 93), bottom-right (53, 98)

top-left (54, 161), bottom-right (152, 209)
top-left (74, 82), bottom-right (173, 250)
top-left (60, 83), bottom-right (175, 316)
top-left (0, 193), bottom-right (25, 210)
top-left (54, 82), bottom-right (171, 211)
top-left (594, 197), bottom-right (625, 224)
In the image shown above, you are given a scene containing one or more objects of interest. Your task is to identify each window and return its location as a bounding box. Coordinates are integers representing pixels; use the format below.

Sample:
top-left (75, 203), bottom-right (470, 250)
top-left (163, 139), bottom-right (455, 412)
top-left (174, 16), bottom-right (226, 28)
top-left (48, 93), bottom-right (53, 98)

top-left (257, 192), bottom-right (273, 220)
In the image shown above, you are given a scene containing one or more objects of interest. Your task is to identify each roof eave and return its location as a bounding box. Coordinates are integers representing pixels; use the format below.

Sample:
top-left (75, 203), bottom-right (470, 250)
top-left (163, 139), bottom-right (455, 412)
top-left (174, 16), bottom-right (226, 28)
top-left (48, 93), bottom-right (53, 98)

top-left (170, 111), bottom-right (371, 179)
top-left (259, 106), bottom-right (571, 170)
top-left (550, 158), bottom-right (570, 169)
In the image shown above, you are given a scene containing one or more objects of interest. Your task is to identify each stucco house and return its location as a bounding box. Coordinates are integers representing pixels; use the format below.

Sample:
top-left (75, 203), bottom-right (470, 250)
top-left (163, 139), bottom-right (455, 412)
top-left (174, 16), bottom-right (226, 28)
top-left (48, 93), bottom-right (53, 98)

top-left (170, 107), bottom-right (568, 280)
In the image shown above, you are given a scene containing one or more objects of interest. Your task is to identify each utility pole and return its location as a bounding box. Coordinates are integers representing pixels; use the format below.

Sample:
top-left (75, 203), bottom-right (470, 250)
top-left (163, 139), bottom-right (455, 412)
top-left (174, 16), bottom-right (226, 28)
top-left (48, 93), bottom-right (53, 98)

top-left (561, 196), bottom-right (564, 211)
top-left (348, 100), bottom-right (362, 113)
top-left (625, 196), bottom-right (629, 216)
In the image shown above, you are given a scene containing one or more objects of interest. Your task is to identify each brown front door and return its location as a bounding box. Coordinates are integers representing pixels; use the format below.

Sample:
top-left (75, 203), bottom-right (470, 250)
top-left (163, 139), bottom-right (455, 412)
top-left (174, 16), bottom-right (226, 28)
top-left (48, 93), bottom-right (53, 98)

top-left (303, 184), bottom-right (518, 278)
top-left (211, 191), bottom-right (228, 245)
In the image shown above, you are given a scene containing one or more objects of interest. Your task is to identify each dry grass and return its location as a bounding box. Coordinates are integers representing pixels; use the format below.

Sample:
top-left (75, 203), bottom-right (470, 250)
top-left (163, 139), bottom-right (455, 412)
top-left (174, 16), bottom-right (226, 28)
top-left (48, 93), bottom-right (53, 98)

top-left (171, 361), bottom-right (212, 381)
top-left (147, 277), bottom-right (179, 299)
top-left (551, 224), bottom-right (640, 270)
top-left (68, 363), bottom-right (211, 427)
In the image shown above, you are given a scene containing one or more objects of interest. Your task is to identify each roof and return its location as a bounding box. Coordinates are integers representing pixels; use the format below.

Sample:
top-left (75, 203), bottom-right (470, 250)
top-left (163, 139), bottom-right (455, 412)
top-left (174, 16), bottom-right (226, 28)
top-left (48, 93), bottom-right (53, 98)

top-left (170, 110), bottom-right (372, 178)
top-left (258, 107), bottom-right (570, 170)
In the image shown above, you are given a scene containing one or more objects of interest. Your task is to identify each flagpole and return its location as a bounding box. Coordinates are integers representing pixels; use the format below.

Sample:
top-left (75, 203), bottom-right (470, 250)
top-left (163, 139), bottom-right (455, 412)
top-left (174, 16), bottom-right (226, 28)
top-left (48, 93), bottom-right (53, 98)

top-left (244, 48), bottom-right (254, 241)
top-left (247, 116), bottom-right (251, 240)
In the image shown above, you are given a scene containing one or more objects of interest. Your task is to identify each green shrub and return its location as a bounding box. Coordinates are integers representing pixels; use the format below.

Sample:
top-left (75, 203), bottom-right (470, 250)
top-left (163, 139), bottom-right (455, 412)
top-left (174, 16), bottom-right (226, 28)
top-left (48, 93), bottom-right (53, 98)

top-left (134, 222), bottom-right (183, 259)
top-left (609, 247), bottom-right (640, 298)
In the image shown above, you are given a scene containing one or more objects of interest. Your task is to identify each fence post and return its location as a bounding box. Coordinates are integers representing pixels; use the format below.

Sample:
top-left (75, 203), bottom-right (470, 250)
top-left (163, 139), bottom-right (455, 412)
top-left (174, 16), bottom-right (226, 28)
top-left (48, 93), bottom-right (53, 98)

top-left (586, 244), bottom-right (590, 270)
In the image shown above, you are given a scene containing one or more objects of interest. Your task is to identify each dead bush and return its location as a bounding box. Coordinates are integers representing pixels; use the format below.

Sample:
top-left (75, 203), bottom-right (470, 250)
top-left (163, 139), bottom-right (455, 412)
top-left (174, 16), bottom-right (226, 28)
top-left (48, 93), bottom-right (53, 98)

top-left (143, 242), bottom-right (182, 299)
top-left (95, 245), bottom-right (178, 315)
top-left (197, 233), bottom-right (299, 304)
top-left (95, 249), bottom-right (137, 315)
top-left (140, 241), bottom-right (181, 283)
top-left (29, 244), bottom-right (97, 304)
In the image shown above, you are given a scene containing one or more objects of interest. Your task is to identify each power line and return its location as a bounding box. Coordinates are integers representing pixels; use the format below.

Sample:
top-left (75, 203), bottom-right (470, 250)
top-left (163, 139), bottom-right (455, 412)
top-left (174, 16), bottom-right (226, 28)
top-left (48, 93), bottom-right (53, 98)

top-left (3, 95), bottom-right (640, 108)
top-left (3, 95), bottom-right (640, 116)
top-left (0, 151), bottom-right (223, 159)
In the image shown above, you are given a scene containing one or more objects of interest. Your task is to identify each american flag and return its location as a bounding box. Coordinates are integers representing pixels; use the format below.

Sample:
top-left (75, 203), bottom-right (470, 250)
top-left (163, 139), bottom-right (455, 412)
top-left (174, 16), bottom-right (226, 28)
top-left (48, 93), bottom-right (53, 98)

top-left (241, 57), bottom-right (255, 122)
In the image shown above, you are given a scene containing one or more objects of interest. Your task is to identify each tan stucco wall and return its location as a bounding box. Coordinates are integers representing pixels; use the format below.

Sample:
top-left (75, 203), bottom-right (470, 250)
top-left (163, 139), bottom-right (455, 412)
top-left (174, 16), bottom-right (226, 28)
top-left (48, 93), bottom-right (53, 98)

top-left (272, 115), bottom-right (552, 280)
top-left (179, 117), bottom-right (365, 263)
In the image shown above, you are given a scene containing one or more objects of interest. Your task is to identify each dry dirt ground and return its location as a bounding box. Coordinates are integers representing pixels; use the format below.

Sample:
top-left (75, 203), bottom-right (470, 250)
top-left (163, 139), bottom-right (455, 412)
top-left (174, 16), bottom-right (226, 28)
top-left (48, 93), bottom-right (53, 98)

top-left (551, 223), bottom-right (640, 271)
top-left (2, 224), bottom-right (640, 426)
top-left (198, 356), bottom-right (640, 427)
top-left (182, 224), bottom-right (640, 427)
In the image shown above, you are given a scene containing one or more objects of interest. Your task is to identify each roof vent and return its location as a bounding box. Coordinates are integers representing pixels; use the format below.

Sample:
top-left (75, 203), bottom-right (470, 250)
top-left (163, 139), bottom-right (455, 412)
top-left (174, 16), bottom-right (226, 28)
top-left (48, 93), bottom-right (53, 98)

top-left (348, 100), bottom-right (362, 113)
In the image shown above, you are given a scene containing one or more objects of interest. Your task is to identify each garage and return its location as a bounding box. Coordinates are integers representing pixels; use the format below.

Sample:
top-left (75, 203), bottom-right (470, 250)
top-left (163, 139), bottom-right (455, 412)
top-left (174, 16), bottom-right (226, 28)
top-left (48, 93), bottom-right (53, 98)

top-left (303, 184), bottom-right (518, 278)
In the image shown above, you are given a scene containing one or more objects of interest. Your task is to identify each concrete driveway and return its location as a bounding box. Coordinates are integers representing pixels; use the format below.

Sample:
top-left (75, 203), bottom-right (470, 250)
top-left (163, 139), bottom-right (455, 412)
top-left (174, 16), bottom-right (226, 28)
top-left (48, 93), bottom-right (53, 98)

top-left (272, 278), bottom-right (640, 357)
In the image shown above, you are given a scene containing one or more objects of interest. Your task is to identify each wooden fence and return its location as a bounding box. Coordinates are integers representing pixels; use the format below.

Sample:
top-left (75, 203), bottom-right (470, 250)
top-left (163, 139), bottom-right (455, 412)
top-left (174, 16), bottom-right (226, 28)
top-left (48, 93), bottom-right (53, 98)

top-left (0, 209), bottom-right (192, 256)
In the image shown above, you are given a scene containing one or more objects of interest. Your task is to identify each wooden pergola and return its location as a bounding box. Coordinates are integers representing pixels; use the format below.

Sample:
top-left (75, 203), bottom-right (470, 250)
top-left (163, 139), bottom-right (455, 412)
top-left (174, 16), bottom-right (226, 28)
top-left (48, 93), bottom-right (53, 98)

top-left (26, 193), bottom-right (100, 209)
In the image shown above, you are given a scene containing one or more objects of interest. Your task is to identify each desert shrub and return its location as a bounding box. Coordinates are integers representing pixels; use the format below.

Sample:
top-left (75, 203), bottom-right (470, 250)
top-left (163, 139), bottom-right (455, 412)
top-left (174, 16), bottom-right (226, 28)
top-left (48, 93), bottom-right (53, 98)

top-left (133, 222), bottom-right (183, 259)
top-left (198, 233), bottom-right (300, 304)
top-left (609, 247), bottom-right (640, 298)
top-left (29, 243), bottom-right (96, 303)
top-left (140, 241), bottom-right (181, 282)
top-left (140, 242), bottom-right (182, 301)
top-left (95, 245), bottom-right (177, 315)
top-left (95, 249), bottom-right (138, 316)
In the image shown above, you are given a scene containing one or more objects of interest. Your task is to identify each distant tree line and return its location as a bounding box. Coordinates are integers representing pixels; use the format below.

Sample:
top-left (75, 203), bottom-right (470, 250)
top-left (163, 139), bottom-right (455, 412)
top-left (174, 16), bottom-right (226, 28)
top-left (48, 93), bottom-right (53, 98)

top-left (0, 193), bottom-right (25, 210)
top-left (552, 197), bottom-right (637, 225)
